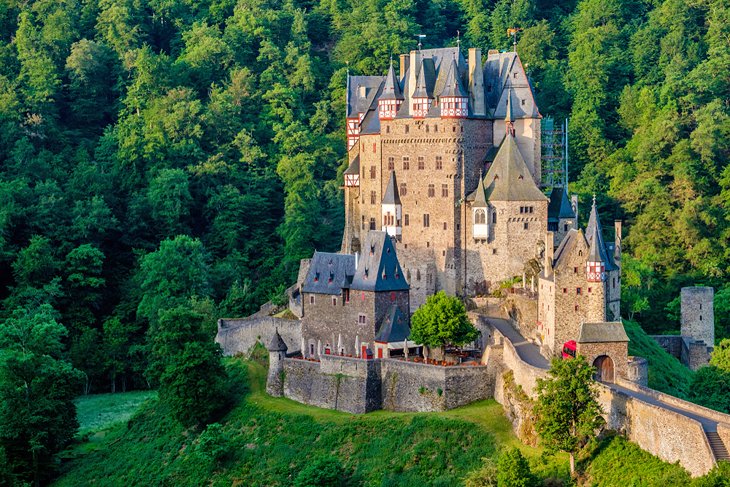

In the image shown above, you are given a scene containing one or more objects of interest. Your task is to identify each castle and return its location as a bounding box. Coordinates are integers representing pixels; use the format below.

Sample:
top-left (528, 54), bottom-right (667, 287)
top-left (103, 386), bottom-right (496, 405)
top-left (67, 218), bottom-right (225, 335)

top-left (216, 44), bottom-right (728, 478)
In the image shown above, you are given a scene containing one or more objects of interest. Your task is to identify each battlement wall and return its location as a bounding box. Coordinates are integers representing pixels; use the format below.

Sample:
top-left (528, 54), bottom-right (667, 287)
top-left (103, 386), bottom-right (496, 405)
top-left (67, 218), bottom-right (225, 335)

top-left (216, 317), bottom-right (301, 356)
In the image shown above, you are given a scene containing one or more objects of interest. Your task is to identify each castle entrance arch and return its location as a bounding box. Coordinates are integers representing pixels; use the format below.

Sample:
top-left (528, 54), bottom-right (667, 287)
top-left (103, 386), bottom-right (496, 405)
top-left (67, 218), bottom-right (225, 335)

top-left (593, 355), bottom-right (614, 383)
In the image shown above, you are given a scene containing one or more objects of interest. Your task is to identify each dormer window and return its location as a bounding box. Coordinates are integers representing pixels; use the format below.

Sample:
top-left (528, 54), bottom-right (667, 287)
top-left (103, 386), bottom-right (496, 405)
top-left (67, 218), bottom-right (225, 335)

top-left (314, 272), bottom-right (320, 282)
top-left (328, 272), bottom-right (334, 283)
top-left (382, 270), bottom-right (387, 279)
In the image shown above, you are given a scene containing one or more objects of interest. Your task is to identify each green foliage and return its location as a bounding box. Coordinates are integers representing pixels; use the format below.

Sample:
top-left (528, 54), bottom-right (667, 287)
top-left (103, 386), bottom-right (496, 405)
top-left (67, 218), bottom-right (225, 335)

top-left (294, 455), bottom-right (351, 487)
top-left (534, 356), bottom-right (605, 474)
top-left (0, 304), bottom-right (83, 485)
top-left (74, 390), bottom-right (157, 435)
top-left (410, 291), bottom-right (479, 355)
top-left (710, 339), bottom-right (730, 371)
top-left (496, 448), bottom-right (538, 487)
top-left (688, 366), bottom-right (730, 413)
top-left (147, 305), bottom-right (229, 427)
top-left (463, 458), bottom-right (498, 487)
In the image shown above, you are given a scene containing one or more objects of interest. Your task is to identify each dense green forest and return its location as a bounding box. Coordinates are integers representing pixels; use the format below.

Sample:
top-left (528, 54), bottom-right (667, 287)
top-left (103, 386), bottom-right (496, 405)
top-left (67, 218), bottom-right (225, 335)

top-left (0, 0), bottom-right (728, 483)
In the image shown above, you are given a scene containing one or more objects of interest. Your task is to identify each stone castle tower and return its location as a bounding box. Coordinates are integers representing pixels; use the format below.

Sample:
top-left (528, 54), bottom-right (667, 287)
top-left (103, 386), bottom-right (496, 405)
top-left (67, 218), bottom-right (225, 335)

top-left (537, 198), bottom-right (622, 356)
top-left (266, 329), bottom-right (288, 397)
top-left (342, 47), bottom-right (549, 307)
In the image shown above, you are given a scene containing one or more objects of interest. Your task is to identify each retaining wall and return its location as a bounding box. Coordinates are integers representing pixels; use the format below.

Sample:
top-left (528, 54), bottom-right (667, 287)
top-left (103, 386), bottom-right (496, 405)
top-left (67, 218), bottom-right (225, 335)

top-left (598, 383), bottom-right (717, 477)
top-left (279, 354), bottom-right (491, 413)
top-left (216, 317), bottom-right (301, 356)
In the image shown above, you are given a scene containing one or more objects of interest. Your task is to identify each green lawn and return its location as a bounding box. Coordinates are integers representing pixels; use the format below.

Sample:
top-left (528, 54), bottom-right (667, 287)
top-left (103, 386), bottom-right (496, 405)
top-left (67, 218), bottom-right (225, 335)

top-left (75, 390), bottom-right (157, 436)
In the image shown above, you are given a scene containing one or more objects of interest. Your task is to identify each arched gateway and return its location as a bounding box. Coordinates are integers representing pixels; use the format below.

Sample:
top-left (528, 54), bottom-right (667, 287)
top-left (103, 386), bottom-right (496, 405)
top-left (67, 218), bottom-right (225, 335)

top-left (593, 355), bottom-right (615, 383)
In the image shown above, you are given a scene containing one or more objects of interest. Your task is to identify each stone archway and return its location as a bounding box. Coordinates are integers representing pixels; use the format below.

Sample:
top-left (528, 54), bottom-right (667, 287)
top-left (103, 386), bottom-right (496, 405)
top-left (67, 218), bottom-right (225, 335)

top-left (593, 355), bottom-right (615, 383)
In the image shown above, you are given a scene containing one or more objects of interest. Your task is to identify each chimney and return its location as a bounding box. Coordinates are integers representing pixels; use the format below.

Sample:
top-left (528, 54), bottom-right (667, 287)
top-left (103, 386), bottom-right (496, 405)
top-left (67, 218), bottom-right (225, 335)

top-left (571, 195), bottom-right (579, 229)
top-left (399, 54), bottom-right (409, 81)
top-left (408, 50), bottom-right (421, 116)
top-left (614, 220), bottom-right (622, 264)
top-left (468, 48), bottom-right (486, 116)
top-left (545, 231), bottom-right (554, 276)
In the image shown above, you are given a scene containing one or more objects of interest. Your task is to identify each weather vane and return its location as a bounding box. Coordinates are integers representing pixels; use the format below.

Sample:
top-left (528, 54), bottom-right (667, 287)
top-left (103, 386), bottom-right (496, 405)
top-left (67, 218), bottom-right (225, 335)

top-left (416, 34), bottom-right (426, 51)
top-left (456, 30), bottom-right (461, 48)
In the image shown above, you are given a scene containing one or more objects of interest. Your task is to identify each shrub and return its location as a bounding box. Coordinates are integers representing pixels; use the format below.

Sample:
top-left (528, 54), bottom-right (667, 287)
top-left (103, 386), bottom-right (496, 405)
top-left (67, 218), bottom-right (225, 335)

top-left (496, 448), bottom-right (538, 487)
top-left (294, 456), bottom-right (350, 487)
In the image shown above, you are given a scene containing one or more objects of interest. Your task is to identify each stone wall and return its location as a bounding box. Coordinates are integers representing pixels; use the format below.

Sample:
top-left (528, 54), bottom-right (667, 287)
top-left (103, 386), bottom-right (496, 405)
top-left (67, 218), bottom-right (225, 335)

top-left (503, 293), bottom-right (538, 341)
top-left (279, 354), bottom-right (492, 413)
top-left (216, 317), bottom-right (301, 356)
top-left (650, 335), bottom-right (683, 358)
top-left (597, 383), bottom-right (718, 477)
top-left (626, 356), bottom-right (648, 386)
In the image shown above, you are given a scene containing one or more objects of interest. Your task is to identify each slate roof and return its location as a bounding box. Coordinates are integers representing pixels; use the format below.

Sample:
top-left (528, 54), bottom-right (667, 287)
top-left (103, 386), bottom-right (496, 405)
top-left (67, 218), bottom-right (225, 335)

top-left (577, 322), bottom-right (629, 343)
top-left (470, 171), bottom-right (488, 208)
top-left (343, 155), bottom-right (360, 176)
top-left (375, 305), bottom-right (410, 343)
top-left (267, 329), bottom-right (288, 351)
top-left (301, 251), bottom-right (356, 295)
top-left (382, 171), bottom-right (401, 205)
top-left (551, 228), bottom-right (581, 271)
top-left (380, 62), bottom-right (404, 100)
top-left (351, 231), bottom-right (409, 292)
top-left (547, 187), bottom-right (575, 222)
top-left (439, 57), bottom-right (468, 97)
top-left (585, 199), bottom-right (618, 270)
top-left (482, 135), bottom-right (548, 202)
top-left (345, 48), bottom-right (537, 122)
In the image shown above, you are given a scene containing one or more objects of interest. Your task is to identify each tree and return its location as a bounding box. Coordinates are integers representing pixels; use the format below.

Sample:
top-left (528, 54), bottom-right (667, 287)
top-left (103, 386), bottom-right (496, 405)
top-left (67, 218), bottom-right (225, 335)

top-left (409, 291), bottom-right (479, 359)
top-left (534, 356), bottom-right (605, 476)
top-left (147, 305), bottom-right (228, 427)
top-left (0, 305), bottom-right (83, 486)
top-left (496, 447), bottom-right (538, 487)
top-left (710, 339), bottom-right (730, 372)
top-left (294, 455), bottom-right (351, 487)
top-left (689, 366), bottom-right (730, 414)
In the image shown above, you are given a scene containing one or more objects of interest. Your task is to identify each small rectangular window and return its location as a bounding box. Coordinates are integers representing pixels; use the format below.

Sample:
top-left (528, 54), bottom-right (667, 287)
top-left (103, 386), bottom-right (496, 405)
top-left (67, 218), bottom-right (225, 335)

top-left (443, 222), bottom-right (447, 230)
top-left (576, 288), bottom-right (582, 295)
top-left (388, 157), bottom-right (395, 171)
top-left (428, 184), bottom-right (435, 197)
top-left (370, 191), bottom-right (376, 205)
top-left (574, 267), bottom-right (578, 274)
top-left (358, 313), bottom-right (366, 324)
top-left (332, 297), bottom-right (337, 306)
top-left (418, 156), bottom-right (425, 170)
top-left (423, 214), bottom-right (430, 227)
top-left (400, 183), bottom-right (407, 196)
top-left (442, 184), bottom-right (448, 197)
top-left (492, 248), bottom-right (497, 255)
top-left (435, 156), bottom-right (443, 170)
top-left (370, 166), bottom-right (376, 179)
top-left (404, 214), bottom-right (409, 226)
top-left (563, 288), bottom-right (567, 294)
top-left (405, 125), bottom-right (409, 134)
top-left (310, 295), bottom-right (315, 305)
top-left (523, 222), bottom-right (529, 230)
top-left (402, 156), bottom-right (410, 170)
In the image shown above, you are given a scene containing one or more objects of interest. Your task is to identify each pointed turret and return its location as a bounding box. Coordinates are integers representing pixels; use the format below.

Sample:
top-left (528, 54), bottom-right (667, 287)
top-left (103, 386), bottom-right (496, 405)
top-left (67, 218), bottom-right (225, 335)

top-left (472, 172), bottom-right (489, 239)
top-left (440, 57), bottom-right (468, 118)
top-left (412, 61), bottom-right (432, 118)
top-left (378, 61), bottom-right (403, 120)
top-left (267, 329), bottom-right (288, 352)
top-left (266, 329), bottom-right (287, 396)
top-left (483, 136), bottom-right (547, 202)
top-left (381, 171), bottom-right (402, 239)
top-left (586, 197), bottom-right (607, 282)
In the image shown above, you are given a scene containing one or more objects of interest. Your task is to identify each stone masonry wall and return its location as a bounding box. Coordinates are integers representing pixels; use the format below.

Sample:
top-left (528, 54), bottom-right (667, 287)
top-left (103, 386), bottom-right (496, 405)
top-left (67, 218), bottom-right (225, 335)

top-left (597, 383), bottom-right (717, 477)
top-left (216, 317), bottom-right (301, 356)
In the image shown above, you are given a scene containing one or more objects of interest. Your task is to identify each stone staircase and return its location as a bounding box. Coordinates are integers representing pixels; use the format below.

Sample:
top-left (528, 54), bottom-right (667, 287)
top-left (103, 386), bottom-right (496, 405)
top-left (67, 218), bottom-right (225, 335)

top-left (706, 432), bottom-right (730, 462)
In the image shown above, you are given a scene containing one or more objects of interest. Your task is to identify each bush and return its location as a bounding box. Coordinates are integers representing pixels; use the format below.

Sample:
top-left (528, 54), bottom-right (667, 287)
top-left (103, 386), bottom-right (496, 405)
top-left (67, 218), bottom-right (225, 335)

top-left (194, 423), bottom-right (230, 465)
top-left (496, 448), bottom-right (539, 487)
top-left (294, 456), bottom-right (350, 487)
top-left (688, 366), bottom-right (730, 413)
top-left (464, 458), bottom-right (498, 487)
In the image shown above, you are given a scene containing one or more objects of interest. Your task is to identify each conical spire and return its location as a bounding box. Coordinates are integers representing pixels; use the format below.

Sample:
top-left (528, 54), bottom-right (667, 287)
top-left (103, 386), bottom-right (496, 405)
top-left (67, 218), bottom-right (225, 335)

top-left (439, 57), bottom-right (467, 98)
top-left (382, 170), bottom-right (401, 205)
top-left (586, 196), bottom-right (608, 264)
top-left (381, 60), bottom-right (404, 100)
top-left (483, 136), bottom-right (547, 202)
top-left (267, 329), bottom-right (288, 352)
top-left (473, 171), bottom-right (488, 208)
top-left (413, 60), bottom-right (431, 98)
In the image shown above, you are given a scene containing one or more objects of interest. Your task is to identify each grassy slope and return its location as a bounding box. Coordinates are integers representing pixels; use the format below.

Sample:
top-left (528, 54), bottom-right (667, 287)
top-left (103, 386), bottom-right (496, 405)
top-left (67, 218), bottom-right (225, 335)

top-left (75, 390), bottom-right (157, 436)
top-left (55, 358), bottom-right (565, 487)
top-left (624, 319), bottom-right (694, 398)
top-left (55, 354), bottom-right (703, 486)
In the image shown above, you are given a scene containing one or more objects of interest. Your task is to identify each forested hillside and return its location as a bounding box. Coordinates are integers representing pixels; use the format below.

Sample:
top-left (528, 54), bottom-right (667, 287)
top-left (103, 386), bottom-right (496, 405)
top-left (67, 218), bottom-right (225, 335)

top-left (0, 0), bottom-right (728, 479)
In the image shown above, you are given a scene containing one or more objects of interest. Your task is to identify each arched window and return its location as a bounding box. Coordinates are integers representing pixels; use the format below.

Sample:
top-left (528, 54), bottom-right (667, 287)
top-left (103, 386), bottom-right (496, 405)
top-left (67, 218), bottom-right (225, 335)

top-left (475, 209), bottom-right (486, 224)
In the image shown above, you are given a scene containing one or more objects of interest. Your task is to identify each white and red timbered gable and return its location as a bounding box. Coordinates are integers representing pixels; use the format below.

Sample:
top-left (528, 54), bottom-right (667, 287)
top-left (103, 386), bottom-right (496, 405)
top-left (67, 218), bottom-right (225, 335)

top-left (440, 96), bottom-right (468, 118)
top-left (586, 261), bottom-right (606, 282)
top-left (378, 99), bottom-right (401, 120)
top-left (412, 98), bottom-right (431, 118)
top-left (344, 171), bottom-right (359, 187)
top-left (346, 117), bottom-right (360, 151)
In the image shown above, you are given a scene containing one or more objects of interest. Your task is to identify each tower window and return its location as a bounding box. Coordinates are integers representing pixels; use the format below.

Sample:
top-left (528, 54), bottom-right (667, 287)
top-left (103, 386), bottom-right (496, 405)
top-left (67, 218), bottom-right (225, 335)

top-left (386, 125), bottom-right (390, 133)
top-left (588, 287), bottom-right (592, 293)
top-left (492, 212), bottom-right (497, 224)
top-left (428, 184), bottom-right (435, 197)
top-left (418, 156), bottom-right (425, 170)
top-left (358, 314), bottom-right (366, 324)
top-left (443, 222), bottom-right (447, 230)
top-left (370, 191), bottom-right (376, 205)
top-left (576, 288), bottom-right (582, 295)
top-left (310, 295), bottom-right (315, 305)
top-left (423, 214), bottom-right (430, 227)
top-left (521, 99), bottom-right (525, 106)
top-left (575, 305), bottom-right (579, 311)
top-left (373, 143), bottom-right (376, 153)
top-left (442, 184), bottom-right (448, 197)
top-left (400, 183), bottom-right (407, 196)
top-left (402, 156), bottom-right (410, 170)
top-left (475, 209), bottom-right (486, 224)
top-left (344, 289), bottom-right (350, 303)
top-left (405, 125), bottom-right (409, 134)
top-left (436, 156), bottom-right (443, 170)
top-left (563, 288), bottom-right (567, 294)
top-left (564, 223), bottom-right (569, 231)
top-left (388, 157), bottom-right (395, 171)
top-left (370, 166), bottom-right (376, 179)
top-left (574, 267), bottom-right (578, 274)
top-left (332, 297), bottom-right (337, 306)
top-left (361, 216), bottom-right (365, 230)
top-left (404, 214), bottom-right (409, 226)
top-left (492, 248), bottom-right (497, 255)
top-left (369, 218), bottom-right (376, 230)
top-left (523, 222), bottom-right (529, 230)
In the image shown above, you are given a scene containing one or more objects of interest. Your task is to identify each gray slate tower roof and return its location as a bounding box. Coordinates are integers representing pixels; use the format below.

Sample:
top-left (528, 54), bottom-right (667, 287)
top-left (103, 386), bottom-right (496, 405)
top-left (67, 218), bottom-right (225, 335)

top-left (413, 59), bottom-right (434, 98)
top-left (302, 252), bottom-right (356, 295)
top-left (483, 136), bottom-right (547, 202)
top-left (586, 198), bottom-right (616, 269)
top-left (351, 231), bottom-right (409, 292)
top-left (548, 187), bottom-right (575, 222)
top-left (380, 62), bottom-right (404, 100)
top-left (469, 171), bottom-right (489, 207)
top-left (439, 57), bottom-right (468, 97)
top-left (382, 171), bottom-right (401, 205)
top-left (268, 329), bottom-right (288, 352)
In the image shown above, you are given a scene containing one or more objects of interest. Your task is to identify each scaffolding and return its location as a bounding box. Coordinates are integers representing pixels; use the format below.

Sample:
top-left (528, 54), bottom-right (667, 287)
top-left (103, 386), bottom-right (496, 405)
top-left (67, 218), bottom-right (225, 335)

top-left (541, 117), bottom-right (568, 188)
